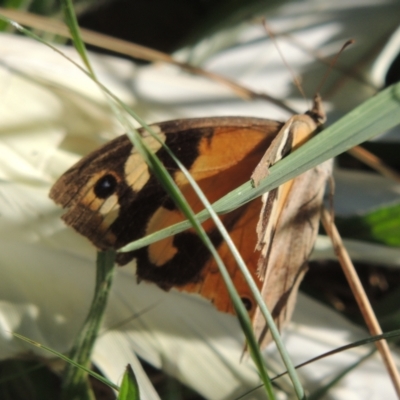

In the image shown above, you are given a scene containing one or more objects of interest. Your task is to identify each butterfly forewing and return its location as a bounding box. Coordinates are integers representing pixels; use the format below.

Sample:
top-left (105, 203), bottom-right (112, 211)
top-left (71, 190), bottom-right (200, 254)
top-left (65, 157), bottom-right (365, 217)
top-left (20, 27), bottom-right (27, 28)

top-left (50, 117), bottom-right (283, 318)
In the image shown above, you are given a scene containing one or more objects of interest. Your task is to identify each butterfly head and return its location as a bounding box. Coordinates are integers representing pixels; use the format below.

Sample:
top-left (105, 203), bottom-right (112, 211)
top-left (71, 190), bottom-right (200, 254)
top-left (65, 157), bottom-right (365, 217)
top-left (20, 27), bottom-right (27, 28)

top-left (306, 93), bottom-right (326, 125)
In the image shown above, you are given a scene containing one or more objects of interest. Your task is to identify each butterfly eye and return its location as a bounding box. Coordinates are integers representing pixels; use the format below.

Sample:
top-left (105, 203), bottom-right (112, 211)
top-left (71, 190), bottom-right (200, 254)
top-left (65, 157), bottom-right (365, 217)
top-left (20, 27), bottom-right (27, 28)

top-left (94, 174), bottom-right (118, 199)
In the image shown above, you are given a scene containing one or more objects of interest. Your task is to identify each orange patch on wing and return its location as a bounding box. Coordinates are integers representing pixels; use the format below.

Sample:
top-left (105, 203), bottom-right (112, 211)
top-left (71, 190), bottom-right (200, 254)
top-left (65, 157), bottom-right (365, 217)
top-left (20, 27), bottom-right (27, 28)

top-left (146, 126), bottom-right (274, 271)
top-left (179, 198), bottom-right (262, 316)
top-left (175, 126), bottom-right (270, 184)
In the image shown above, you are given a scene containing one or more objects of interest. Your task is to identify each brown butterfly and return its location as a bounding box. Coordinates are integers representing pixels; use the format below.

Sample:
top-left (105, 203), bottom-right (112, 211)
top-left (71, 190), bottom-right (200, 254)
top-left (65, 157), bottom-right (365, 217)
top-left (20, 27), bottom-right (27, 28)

top-left (50, 94), bottom-right (331, 346)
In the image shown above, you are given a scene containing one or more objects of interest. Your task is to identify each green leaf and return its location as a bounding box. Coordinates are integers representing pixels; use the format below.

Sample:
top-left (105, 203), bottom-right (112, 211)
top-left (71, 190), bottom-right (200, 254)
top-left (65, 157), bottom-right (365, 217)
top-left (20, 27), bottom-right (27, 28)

top-left (336, 203), bottom-right (400, 246)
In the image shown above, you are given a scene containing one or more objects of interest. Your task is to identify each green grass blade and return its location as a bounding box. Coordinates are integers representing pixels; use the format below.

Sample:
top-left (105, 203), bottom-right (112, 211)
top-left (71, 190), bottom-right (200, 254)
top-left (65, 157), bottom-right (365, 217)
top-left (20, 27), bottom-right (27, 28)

top-left (272, 329), bottom-right (400, 381)
top-left (0, 14), bottom-right (121, 399)
top-left (118, 365), bottom-right (140, 400)
top-left (308, 350), bottom-right (375, 400)
top-left (60, 0), bottom-right (94, 76)
top-left (153, 139), bottom-right (303, 397)
top-left (120, 82), bottom-right (400, 252)
top-left (238, 330), bottom-right (400, 397)
top-left (11, 332), bottom-right (119, 392)
top-left (123, 124), bottom-right (279, 399)
top-left (0, 0), bottom-right (26, 31)
top-left (61, 250), bottom-right (116, 400)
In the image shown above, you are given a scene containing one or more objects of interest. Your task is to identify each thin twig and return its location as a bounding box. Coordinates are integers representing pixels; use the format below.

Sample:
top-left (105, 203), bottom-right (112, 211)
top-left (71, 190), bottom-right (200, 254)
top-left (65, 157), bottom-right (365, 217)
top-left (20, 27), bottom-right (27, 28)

top-left (348, 146), bottom-right (400, 183)
top-left (0, 7), bottom-right (296, 115)
top-left (321, 206), bottom-right (400, 398)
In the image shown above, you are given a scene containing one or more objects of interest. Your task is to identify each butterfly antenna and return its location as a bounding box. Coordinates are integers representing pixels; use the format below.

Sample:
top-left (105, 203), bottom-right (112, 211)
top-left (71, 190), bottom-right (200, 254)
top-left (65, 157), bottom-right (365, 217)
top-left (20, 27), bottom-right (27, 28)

top-left (262, 20), bottom-right (307, 102)
top-left (315, 39), bottom-right (355, 95)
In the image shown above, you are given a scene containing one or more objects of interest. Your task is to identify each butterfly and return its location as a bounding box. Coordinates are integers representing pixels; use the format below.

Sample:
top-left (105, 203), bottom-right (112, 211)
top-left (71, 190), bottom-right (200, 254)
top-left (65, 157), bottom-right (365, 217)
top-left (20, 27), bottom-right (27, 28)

top-left (50, 94), bottom-right (332, 346)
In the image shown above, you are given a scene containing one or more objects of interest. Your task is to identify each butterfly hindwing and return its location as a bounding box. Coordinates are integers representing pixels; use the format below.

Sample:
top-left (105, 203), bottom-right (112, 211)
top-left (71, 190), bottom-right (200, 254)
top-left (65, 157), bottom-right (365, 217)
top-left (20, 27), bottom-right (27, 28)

top-left (253, 160), bottom-right (332, 346)
top-left (250, 94), bottom-right (332, 345)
